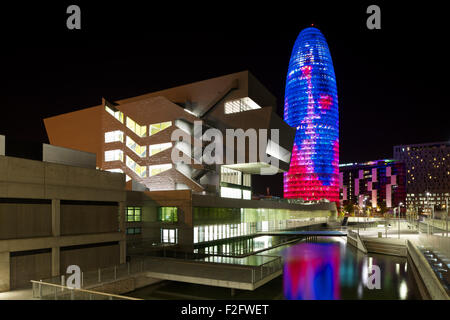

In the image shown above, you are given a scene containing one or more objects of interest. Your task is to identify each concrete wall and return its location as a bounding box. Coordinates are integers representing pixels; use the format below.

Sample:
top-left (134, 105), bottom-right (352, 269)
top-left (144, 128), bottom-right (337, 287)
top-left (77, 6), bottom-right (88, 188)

top-left (0, 203), bottom-right (52, 240)
top-left (0, 155), bottom-right (125, 202)
top-left (0, 135), bottom-right (4, 156)
top-left (0, 252), bottom-right (9, 292)
top-left (10, 251), bottom-right (52, 289)
top-left (60, 204), bottom-right (119, 235)
top-left (60, 244), bottom-right (120, 274)
top-left (43, 144), bottom-right (96, 169)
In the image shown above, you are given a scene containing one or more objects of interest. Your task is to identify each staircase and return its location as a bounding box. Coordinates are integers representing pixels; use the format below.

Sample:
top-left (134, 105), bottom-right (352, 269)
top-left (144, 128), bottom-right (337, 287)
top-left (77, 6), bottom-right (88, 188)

top-left (363, 239), bottom-right (407, 257)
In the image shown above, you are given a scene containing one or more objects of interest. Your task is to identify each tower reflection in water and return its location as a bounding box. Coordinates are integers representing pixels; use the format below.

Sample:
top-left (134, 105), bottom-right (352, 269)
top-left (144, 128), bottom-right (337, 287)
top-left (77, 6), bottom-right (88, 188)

top-left (283, 242), bottom-right (341, 300)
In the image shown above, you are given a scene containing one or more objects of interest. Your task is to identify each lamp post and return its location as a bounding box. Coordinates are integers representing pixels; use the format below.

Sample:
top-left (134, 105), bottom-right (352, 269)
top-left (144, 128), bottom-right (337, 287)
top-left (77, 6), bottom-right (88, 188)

top-left (446, 197), bottom-right (449, 237)
top-left (426, 191), bottom-right (431, 235)
top-left (397, 202), bottom-right (403, 239)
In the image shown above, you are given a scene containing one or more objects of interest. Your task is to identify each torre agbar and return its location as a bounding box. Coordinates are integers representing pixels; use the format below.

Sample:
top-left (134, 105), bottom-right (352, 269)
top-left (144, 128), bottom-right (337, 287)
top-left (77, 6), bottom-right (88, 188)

top-left (283, 27), bottom-right (339, 203)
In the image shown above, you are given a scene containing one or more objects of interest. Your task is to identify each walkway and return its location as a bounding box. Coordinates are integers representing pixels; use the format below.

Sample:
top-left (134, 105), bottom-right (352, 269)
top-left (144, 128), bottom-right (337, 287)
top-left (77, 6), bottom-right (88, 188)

top-left (260, 230), bottom-right (346, 237)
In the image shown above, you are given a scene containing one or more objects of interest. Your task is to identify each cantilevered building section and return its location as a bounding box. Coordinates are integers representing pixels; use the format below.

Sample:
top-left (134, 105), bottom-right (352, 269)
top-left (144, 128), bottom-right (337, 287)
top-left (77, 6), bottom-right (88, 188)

top-left (44, 71), bottom-right (295, 200)
top-left (283, 27), bottom-right (339, 203)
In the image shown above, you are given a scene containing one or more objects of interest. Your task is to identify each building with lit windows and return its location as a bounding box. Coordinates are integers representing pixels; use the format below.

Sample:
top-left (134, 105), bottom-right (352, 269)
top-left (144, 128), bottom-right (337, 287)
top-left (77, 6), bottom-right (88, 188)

top-left (339, 159), bottom-right (406, 215)
top-left (44, 71), bottom-right (295, 200)
top-left (43, 72), bottom-right (338, 254)
top-left (283, 27), bottom-right (339, 203)
top-left (394, 141), bottom-right (450, 214)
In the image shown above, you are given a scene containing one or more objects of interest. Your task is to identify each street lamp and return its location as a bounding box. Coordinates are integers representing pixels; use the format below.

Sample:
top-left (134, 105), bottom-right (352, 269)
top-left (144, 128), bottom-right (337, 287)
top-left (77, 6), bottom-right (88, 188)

top-left (397, 202), bottom-right (403, 239)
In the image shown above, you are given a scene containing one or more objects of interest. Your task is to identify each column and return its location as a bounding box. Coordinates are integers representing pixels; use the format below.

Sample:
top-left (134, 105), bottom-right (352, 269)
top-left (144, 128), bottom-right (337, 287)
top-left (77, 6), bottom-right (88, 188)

top-left (0, 252), bottom-right (10, 292)
top-left (119, 202), bottom-right (126, 264)
top-left (51, 199), bottom-right (61, 277)
top-left (52, 199), bottom-right (60, 237)
top-left (51, 248), bottom-right (60, 277)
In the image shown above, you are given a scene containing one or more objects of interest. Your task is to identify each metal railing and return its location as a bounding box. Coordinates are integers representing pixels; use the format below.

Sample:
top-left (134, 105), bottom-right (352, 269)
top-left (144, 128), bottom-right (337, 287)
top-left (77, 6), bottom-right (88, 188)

top-left (38, 252), bottom-right (283, 292)
top-left (31, 280), bottom-right (142, 300)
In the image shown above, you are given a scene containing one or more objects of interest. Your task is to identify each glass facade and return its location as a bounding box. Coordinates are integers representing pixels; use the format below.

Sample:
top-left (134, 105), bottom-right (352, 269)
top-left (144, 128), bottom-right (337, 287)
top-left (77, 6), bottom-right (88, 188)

top-left (283, 27), bottom-right (339, 203)
top-left (192, 207), bottom-right (329, 244)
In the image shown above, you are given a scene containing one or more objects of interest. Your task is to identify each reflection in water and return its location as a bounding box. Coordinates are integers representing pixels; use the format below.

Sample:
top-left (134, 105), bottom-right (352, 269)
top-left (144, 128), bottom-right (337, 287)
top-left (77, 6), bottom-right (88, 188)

top-left (284, 243), bottom-right (340, 300)
top-left (283, 238), bottom-right (418, 300)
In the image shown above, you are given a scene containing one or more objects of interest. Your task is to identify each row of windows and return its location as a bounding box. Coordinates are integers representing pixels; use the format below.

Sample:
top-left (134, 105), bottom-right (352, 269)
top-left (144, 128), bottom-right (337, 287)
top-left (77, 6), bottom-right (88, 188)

top-left (105, 106), bottom-right (172, 137)
top-left (104, 149), bottom-right (172, 178)
top-left (105, 131), bottom-right (173, 158)
top-left (126, 206), bottom-right (179, 223)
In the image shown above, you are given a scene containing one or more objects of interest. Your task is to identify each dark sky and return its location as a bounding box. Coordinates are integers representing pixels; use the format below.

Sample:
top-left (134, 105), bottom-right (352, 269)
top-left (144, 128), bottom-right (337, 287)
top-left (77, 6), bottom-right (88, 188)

top-left (0, 2), bottom-right (448, 196)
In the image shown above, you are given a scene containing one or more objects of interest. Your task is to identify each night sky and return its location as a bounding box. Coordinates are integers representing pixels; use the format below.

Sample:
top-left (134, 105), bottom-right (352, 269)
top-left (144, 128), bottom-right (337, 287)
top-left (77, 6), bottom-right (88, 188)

top-left (0, 2), bottom-right (448, 196)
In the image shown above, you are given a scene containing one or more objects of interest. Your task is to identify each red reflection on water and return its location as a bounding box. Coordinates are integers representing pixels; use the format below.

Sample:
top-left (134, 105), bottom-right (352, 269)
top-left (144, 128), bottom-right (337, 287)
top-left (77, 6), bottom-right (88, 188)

top-left (283, 242), bottom-right (341, 300)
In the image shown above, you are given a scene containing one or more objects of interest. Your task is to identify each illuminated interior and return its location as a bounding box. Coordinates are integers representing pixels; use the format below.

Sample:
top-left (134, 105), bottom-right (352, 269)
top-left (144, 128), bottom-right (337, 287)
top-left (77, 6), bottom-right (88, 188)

top-left (126, 155), bottom-right (147, 177)
top-left (104, 130), bottom-right (123, 143)
top-left (149, 121), bottom-right (172, 136)
top-left (105, 105), bottom-right (124, 123)
top-left (104, 149), bottom-right (123, 162)
top-left (126, 117), bottom-right (147, 137)
top-left (224, 97), bottom-right (261, 114)
top-left (126, 136), bottom-right (146, 157)
top-left (149, 142), bottom-right (172, 156)
top-left (149, 163), bottom-right (172, 176)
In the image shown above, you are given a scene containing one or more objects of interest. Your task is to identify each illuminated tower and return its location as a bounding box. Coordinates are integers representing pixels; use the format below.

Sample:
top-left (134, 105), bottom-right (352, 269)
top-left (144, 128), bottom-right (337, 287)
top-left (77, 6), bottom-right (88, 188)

top-left (283, 27), bottom-right (339, 203)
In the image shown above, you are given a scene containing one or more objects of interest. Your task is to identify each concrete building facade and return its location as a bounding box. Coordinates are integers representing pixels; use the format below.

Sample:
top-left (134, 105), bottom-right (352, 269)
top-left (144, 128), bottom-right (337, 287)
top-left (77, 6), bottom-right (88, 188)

top-left (0, 139), bottom-right (126, 292)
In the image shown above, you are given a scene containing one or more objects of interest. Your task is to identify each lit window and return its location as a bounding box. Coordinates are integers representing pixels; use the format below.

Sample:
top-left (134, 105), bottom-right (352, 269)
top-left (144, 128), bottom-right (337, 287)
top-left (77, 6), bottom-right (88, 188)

top-left (149, 142), bottom-right (172, 156)
top-left (126, 156), bottom-right (147, 177)
top-left (220, 186), bottom-right (242, 199)
top-left (126, 206), bottom-right (142, 222)
top-left (104, 130), bottom-right (124, 143)
top-left (224, 97), bottom-right (261, 114)
top-left (126, 117), bottom-right (147, 137)
top-left (149, 164), bottom-right (172, 176)
top-left (105, 105), bottom-right (124, 123)
top-left (149, 121), bottom-right (172, 136)
top-left (243, 190), bottom-right (251, 200)
top-left (158, 207), bottom-right (178, 223)
top-left (126, 136), bottom-right (146, 157)
top-left (104, 149), bottom-right (123, 162)
top-left (221, 167), bottom-right (242, 185)
top-left (161, 228), bottom-right (178, 244)
top-left (243, 174), bottom-right (251, 187)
